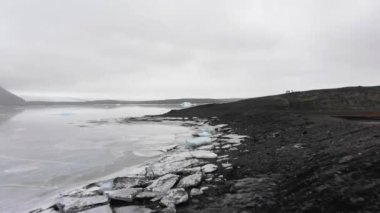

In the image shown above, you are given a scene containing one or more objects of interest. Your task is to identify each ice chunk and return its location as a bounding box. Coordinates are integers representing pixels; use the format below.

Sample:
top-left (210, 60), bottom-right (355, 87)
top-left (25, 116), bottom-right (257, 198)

top-left (190, 150), bottom-right (217, 159)
top-left (201, 164), bottom-right (218, 173)
top-left (193, 131), bottom-right (212, 137)
top-left (186, 137), bottom-right (212, 148)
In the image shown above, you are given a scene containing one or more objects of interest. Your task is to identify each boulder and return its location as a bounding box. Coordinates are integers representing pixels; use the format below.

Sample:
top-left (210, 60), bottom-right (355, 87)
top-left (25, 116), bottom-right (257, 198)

top-left (81, 205), bottom-right (113, 213)
top-left (160, 188), bottom-right (189, 207)
top-left (201, 164), bottom-right (218, 173)
top-left (146, 174), bottom-right (179, 192)
top-left (57, 195), bottom-right (109, 212)
top-left (180, 167), bottom-right (201, 175)
top-left (177, 173), bottom-right (202, 188)
top-left (339, 155), bottom-right (355, 164)
top-left (160, 206), bottom-right (177, 213)
top-left (113, 176), bottom-right (151, 189)
top-left (150, 159), bottom-right (201, 177)
top-left (135, 191), bottom-right (161, 199)
top-left (190, 188), bottom-right (203, 197)
top-left (114, 205), bottom-right (153, 213)
top-left (105, 188), bottom-right (143, 202)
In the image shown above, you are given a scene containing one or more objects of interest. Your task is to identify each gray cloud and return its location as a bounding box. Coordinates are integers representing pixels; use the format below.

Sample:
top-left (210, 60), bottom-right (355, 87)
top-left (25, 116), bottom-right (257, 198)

top-left (0, 0), bottom-right (379, 100)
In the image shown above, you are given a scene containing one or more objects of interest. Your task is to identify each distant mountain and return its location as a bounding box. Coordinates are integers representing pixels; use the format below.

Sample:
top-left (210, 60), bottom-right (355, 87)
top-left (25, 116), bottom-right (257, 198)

top-left (0, 87), bottom-right (25, 106)
top-left (27, 98), bottom-right (241, 106)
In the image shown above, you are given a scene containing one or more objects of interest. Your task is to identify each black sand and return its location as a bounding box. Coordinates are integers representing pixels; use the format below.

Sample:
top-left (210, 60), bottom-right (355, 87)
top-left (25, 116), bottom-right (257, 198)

top-left (165, 86), bottom-right (380, 213)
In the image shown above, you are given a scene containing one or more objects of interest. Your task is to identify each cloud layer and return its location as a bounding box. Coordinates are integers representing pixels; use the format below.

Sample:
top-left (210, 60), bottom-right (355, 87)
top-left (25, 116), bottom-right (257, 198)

top-left (1, 0), bottom-right (379, 100)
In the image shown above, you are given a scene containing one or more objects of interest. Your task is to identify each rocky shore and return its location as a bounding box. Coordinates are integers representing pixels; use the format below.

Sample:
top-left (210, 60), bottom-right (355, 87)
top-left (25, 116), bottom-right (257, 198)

top-left (164, 86), bottom-right (380, 213)
top-left (31, 86), bottom-right (380, 213)
top-left (31, 116), bottom-right (247, 213)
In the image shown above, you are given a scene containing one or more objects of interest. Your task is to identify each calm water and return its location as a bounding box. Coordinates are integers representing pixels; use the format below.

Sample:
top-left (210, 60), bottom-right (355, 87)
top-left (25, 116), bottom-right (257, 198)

top-left (0, 105), bottom-right (192, 212)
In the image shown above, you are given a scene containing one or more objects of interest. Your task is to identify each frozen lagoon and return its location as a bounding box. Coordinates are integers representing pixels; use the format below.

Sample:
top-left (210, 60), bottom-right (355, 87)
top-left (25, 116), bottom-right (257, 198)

top-left (0, 105), bottom-right (193, 212)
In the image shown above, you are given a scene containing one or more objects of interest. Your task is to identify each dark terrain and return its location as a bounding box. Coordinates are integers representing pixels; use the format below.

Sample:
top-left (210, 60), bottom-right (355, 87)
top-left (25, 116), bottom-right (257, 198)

top-left (165, 86), bottom-right (380, 213)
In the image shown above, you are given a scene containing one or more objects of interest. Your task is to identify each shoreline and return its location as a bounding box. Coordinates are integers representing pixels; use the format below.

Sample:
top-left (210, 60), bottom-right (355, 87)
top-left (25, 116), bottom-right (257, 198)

top-left (166, 110), bottom-right (380, 213)
top-left (32, 116), bottom-right (247, 213)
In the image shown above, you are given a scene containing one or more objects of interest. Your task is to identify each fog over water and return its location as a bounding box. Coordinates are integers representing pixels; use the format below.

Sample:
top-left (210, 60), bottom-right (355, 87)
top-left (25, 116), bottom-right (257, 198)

top-left (0, 105), bottom-right (193, 212)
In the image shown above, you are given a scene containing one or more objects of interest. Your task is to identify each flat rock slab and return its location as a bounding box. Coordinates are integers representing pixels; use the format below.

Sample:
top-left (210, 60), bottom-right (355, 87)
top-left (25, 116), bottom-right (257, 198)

top-left (136, 191), bottom-right (162, 199)
top-left (63, 186), bottom-right (101, 198)
top-left (106, 188), bottom-right (143, 202)
top-left (80, 205), bottom-right (113, 213)
top-left (177, 172), bottom-right (202, 188)
top-left (201, 164), bottom-right (218, 173)
top-left (150, 159), bottom-right (201, 177)
top-left (146, 174), bottom-right (179, 192)
top-left (160, 188), bottom-right (189, 207)
top-left (189, 150), bottom-right (217, 159)
top-left (58, 195), bottom-right (109, 212)
top-left (113, 177), bottom-right (151, 189)
top-left (180, 166), bottom-right (201, 175)
top-left (114, 205), bottom-right (153, 213)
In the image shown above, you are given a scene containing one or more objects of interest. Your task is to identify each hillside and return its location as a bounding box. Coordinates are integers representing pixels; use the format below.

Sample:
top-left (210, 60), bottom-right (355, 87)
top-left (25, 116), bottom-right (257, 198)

top-left (166, 86), bottom-right (380, 117)
top-left (0, 86), bottom-right (25, 106)
top-left (162, 86), bottom-right (380, 213)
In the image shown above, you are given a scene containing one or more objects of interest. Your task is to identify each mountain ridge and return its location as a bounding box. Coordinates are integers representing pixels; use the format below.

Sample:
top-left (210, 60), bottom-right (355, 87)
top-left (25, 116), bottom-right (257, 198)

top-left (0, 86), bottom-right (26, 106)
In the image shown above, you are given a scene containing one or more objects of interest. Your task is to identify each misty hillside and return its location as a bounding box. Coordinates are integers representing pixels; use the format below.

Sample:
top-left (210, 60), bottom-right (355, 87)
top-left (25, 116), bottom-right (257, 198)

top-left (166, 86), bottom-right (380, 117)
top-left (0, 87), bottom-right (25, 106)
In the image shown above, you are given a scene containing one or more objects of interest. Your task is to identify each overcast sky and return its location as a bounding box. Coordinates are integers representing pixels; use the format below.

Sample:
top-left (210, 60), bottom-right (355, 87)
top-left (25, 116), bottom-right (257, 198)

top-left (0, 0), bottom-right (379, 100)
